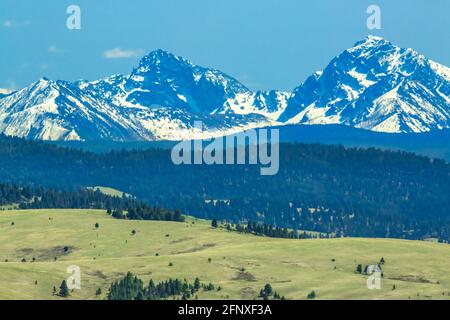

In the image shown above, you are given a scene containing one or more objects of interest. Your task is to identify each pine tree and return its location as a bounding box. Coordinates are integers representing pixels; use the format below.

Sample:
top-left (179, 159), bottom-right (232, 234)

top-left (135, 291), bottom-right (144, 300)
top-left (264, 283), bottom-right (273, 296)
top-left (307, 290), bottom-right (316, 299)
top-left (59, 280), bottom-right (70, 297)
top-left (356, 264), bottom-right (363, 273)
top-left (193, 277), bottom-right (200, 290)
top-left (211, 219), bottom-right (218, 228)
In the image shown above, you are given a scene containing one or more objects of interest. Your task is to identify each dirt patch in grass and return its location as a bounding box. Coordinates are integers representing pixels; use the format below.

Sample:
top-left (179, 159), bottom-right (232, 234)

top-left (240, 286), bottom-right (257, 299)
top-left (280, 260), bottom-right (308, 267)
top-left (16, 248), bottom-right (34, 255)
top-left (85, 270), bottom-right (109, 281)
top-left (273, 279), bottom-right (292, 284)
top-left (170, 237), bottom-right (194, 244)
top-left (16, 246), bottom-right (76, 261)
top-left (110, 272), bottom-right (127, 278)
top-left (231, 270), bottom-right (257, 282)
top-left (386, 275), bottom-right (436, 284)
top-left (174, 243), bottom-right (216, 254)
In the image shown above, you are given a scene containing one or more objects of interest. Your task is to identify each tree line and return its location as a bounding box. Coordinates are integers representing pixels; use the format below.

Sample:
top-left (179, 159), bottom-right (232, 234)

top-left (214, 219), bottom-right (325, 239)
top-left (107, 272), bottom-right (216, 300)
top-left (0, 134), bottom-right (449, 240)
top-left (0, 182), bottom-right (184, 223)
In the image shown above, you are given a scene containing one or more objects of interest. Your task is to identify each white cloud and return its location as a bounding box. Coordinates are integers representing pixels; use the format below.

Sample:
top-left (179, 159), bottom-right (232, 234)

top-left (103, 47), bottom-right (143, 59)
top-left (2, 80), bottom-right (17, 91)
top-left (2, 20), bottom-right (30, 28)
top-left (47, 45), bottom-right (58, 53)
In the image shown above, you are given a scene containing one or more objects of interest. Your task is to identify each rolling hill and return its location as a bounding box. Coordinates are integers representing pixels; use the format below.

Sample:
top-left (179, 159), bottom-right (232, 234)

top-left (1, 209), bottom-right (450, 300)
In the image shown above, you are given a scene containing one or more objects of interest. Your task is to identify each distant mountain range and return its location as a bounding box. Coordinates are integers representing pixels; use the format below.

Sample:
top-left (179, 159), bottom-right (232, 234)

top-left (1, 36), bottom-right (449, 141)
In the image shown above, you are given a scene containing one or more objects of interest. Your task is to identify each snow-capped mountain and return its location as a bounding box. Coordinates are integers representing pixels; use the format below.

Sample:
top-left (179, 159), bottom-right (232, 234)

top-left (0, 50), bottom-right (275, 141)
top-left (0, 89), bottom-right (14, 99)
top-left (218, 90), bottom-right (290, 121)
top-left (280, 36), bottom-right (450, 133)
top-left (0, 36), bottom-right (449, 141)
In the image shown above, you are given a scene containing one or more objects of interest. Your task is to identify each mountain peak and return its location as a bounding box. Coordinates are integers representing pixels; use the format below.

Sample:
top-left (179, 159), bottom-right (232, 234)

top-left (137, 49), bottom-right (192, 72)
top-left (349, 35), bottom-right (393, 53)
top-left (33, 77), bottom-right (55, 89)
top-left (362, 35), bottom-right (386, 43)
top-left (147, 48), bottom-right (180, 59)
top-left (280, 35), bottom-right (450, 133)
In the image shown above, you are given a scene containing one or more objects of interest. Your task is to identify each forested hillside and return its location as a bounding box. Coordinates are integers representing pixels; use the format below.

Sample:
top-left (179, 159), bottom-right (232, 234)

top-left (0, 183), bottom-right (183, 222)
top-left (0, 134), bottom-right (449, 240)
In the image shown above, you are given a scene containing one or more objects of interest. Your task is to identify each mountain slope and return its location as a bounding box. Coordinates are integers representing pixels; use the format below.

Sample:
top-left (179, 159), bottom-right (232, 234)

top-left (0, 52), bottom-right (274, 141)
top-left (280, 36), bottom-right (450, 133)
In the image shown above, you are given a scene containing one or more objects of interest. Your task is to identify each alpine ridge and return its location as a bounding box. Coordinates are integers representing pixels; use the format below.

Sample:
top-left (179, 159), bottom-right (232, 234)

top-left (0, 36), bottom-right (449, 141)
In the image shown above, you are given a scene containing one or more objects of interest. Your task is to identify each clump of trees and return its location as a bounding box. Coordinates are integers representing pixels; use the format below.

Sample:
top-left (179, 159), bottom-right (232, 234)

top-left (258, 283), bottom-right (284, 300)
top-left (107, 273), bottom-right (216, 300)
top-left (111, 206), bottom-right (183, 222)
top-left (0, 181), bottom-right (184, 223)
top-left (222, 220), bottom-right (326, 240)
top-left (355, 258), bottom-right (386, 275)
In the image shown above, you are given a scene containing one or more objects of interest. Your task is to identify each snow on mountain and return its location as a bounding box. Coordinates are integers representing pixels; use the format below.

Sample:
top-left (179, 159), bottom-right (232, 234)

top-left (0, 50), bottom-right (272, 141)
top-left (0, 77), bottom-right (146, 141)
top-left (218, 90), bottom-right (289, 121)
top-left (0, 88), bottom-right (14, 99)
top-left (122, 49), bottom-right (250, 115)
top-left (280, 36), bottom-right (450, 133)
top-left (1, 37), bottom-right (449, 141)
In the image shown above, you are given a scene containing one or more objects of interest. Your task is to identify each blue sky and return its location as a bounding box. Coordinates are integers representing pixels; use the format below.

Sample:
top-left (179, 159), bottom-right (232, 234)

top-left (1, 0), bottom-right (449, 91)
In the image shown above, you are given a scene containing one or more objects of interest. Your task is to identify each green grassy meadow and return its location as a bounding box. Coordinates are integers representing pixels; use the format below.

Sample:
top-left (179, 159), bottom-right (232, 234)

top-left (86, 186), bottom-right (131, 198)
top-left (1, 209), bottom-right (450, 300)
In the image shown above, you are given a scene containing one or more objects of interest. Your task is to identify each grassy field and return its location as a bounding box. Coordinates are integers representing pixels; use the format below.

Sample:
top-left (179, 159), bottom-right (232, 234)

top-left (1, 209), bottom-right (450, 300)
top-left (86, 186), bottom-right (131, 198)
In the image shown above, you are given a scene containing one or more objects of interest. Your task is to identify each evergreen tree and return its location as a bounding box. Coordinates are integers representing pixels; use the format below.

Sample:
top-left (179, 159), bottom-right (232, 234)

top-left (356, 264), bottom-right (363, 274)
top-left (264, 284), bottom-right (273, 296)
top-left (194, 277), bottom-right (200, 290)
top-left (59, 280), bottom-right (70, 297)
top-left (307, 290), bottom-right (316, 299)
